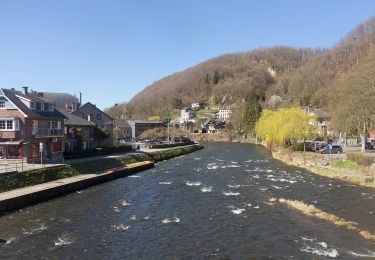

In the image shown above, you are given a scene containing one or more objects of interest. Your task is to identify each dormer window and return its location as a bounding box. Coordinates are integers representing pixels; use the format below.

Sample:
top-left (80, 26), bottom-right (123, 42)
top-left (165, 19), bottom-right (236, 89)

top-left (31, 102), bottom-right (36, 109)
top-left (36, 102), bottom-right (41, 110)
top-left (0, 101), bottom-right (5, 108)
top-left (41, 103), bottom-right (45, 110)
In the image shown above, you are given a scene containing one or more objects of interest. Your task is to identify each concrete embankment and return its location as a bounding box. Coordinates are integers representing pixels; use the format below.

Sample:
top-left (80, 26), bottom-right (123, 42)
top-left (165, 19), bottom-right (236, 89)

top-left (0, 144), bottom-right (204, 214)
top-left (0, 161), bottom-right (154, 214)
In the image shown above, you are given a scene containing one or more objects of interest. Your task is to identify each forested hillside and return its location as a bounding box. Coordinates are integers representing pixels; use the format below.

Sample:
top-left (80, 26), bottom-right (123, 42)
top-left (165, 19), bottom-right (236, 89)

top-left (107, 16), bottom-right (375, 121)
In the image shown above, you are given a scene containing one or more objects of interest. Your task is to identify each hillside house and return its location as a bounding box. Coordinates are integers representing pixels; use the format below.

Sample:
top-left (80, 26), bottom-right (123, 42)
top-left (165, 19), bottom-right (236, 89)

top-left (307, 107), bottom-right (332, 136)
top-left (216, 107), bottom-right (232, 121)
top-left (191, 102), bottom-right (205, 110)
top-left (202, 118), bottom-right (225, 133)
top-left (0, 87), bottom-right (65, 161)
top-left (180, 107), bottom-right (196, 124)
top-left (72, 102), bottom-right (114, 147)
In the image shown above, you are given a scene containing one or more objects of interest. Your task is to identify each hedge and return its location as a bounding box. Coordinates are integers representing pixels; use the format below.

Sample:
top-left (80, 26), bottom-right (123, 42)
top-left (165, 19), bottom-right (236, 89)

top-left (147, 141), bottom-right (195, 149)
top-left (63, 145), bottom-right (132, 159)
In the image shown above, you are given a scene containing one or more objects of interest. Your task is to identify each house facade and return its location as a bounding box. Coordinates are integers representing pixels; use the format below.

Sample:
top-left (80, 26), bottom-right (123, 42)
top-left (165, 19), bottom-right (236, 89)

top-left (113, 118), bottom-right (132, 140)
top-left (180, 107), bottom-right (196, 124)
top-left (63, 111), bottom-right (95, 151)
top-left (0, 87), bottom-right (65, 161)
top-left (127, 120), bottom-right (164, 138)
top-left (307, 108), bottom-right (332, 136)
top-left (72, 102), bottom-right (114, 147)
top-left (216, 107), bottom-right (232, 121)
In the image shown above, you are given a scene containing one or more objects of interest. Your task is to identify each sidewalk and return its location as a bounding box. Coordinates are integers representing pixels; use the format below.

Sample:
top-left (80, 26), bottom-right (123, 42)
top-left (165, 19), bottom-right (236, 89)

top-left (0, 159), bottom-right (63, 174)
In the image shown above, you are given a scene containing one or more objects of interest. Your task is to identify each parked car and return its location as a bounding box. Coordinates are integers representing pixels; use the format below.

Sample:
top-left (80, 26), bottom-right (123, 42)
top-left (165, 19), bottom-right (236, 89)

top-left (365, 142), bottom-right (373, 150)
top-left (320, 145), bottom-right (343, 154)
top-left (310, 142), bottom-right (328, 152)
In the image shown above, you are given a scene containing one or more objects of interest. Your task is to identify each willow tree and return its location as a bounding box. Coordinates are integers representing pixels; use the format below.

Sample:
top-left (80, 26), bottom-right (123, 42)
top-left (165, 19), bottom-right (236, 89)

top-left (256, 108), bottom-right (311, 148)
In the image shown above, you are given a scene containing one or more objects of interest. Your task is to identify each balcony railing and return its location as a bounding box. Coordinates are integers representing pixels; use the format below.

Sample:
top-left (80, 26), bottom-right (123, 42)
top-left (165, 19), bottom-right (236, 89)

top-left (33, 128), bottom-right (64, 137)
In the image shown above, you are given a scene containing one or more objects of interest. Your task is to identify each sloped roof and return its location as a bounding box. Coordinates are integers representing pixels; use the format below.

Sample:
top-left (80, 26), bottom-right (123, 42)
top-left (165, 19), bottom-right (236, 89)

top-left (1, 88), bottom-right (66, 119)
top-left (311, 109), bottom-right (330, 120)
top-left (72, 102), bottom-right (113, 121)
top-left (113, 118), bottom-right (131, 128)
top-left (62, 111), bottom-right (94, 126)
top-left (41, 92), bottom-right (80, 112)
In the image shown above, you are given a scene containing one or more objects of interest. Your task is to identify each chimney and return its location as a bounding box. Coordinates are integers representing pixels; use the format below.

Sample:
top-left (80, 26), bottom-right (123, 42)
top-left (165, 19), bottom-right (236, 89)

top-left (79, 92), bottom-right (82, 107)
top-left (22, 86), bottom-right (28, 95)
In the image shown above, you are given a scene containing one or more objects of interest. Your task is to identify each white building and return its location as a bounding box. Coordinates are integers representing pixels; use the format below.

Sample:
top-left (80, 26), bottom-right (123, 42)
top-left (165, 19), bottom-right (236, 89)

top-left (180, 107), bottom-right (196, 124)
top-left (216, 107), bottom-right (231, 121)
top-left (191, 102), bottom-right (205, 109)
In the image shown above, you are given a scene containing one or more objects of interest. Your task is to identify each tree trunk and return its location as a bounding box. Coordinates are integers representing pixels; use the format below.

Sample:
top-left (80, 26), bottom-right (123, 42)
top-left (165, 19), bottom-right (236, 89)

top-left (361, 123), bottom-right (366, 153)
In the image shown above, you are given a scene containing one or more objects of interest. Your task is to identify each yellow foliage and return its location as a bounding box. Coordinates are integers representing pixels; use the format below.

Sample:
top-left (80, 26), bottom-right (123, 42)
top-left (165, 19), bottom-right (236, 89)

top-left (148, 116), bottom-right (161, 121)
top-left (256, 107), bottom-right (312, 145)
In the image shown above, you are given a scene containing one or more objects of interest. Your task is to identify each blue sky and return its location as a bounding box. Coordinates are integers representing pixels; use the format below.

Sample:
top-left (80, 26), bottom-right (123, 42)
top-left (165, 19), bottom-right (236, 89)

top-left (1, 1), bottom-right (375, 110)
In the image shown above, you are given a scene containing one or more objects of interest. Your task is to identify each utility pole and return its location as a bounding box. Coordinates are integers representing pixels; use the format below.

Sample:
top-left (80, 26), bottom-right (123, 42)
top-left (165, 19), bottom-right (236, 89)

top-left (167, 116), bottom-right (170, 144)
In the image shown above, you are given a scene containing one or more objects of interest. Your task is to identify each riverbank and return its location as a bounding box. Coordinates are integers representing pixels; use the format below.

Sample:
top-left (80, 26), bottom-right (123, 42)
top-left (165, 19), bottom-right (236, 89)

top-left (0, 161), bottom-right (154, 214)
top-left (0, 144), bottom-right (203, 213)
top-left (272, 148), bottom-right (375, 189)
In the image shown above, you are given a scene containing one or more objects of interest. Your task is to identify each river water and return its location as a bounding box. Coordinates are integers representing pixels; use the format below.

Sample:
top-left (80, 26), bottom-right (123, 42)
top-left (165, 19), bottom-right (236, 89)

top-left (0, 142), bottom-right (374, 259)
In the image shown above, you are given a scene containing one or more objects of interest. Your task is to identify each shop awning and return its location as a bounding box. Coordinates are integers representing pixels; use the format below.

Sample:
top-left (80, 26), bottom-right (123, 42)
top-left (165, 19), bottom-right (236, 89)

top-left (0, 141), bottom-right (23, 145)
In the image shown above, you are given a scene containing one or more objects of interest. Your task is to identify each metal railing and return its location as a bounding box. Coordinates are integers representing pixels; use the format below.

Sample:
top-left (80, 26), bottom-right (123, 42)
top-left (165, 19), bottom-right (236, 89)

top-left (32, 128), bottom-right (64, 137)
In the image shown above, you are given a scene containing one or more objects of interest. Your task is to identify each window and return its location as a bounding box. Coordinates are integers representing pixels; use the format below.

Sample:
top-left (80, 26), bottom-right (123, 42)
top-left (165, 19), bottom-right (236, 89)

top-left (36, 102), bottom-right (41, 110)
top-left (97, 114), bottom-right (102, 120)
top-left (41, 103), bottom-right (44, 110)
top-left (31, 102), bottom-right (36, 109)
top-left (0, 101), bottom-right (5, 108)
top-left (48, 121), bottom-right (61, 129)
top-left (6, 120), bottom-right (13, 129)
top-left (0, 119), bottom-right (18, 130)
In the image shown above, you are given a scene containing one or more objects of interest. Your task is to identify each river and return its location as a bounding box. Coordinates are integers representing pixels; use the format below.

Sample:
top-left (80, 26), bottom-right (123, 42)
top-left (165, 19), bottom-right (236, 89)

top-left (0, 142), bottom-right (374, 259)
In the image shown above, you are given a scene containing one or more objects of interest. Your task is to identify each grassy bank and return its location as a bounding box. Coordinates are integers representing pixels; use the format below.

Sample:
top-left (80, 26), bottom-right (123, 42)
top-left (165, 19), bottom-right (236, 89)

top-left (0, 144), bottom-right (204, 193)
top-left (272, 148), bottom-right (375, 189)
top-left (148, 144), bottom-right (203, 162)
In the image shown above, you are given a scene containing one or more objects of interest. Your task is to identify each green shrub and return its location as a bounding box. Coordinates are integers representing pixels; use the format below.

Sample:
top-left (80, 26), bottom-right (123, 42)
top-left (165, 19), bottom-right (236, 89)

top-left (347, 153), bottom-right (374, 166)
top-left (290, 142), bottom-right (308, 151)
top-left (149, 145), bottom-right (203, 162)
top-left (148, 141), bottom-right (195, 149)
top-left (0, 165), bottom-right (79, 193)
top-left (63, 145), bottom-right (132, 159)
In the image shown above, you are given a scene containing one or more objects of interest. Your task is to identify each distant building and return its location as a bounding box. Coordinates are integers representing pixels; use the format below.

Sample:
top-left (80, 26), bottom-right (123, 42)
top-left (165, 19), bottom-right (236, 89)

top-left (306, 107), bottom-right (332, 136)
top-left (201, 118), bottom-right (225, 133)
top-left (268, 95), bottom-right (282, 108)
top-left (180, 107), bottom-right (196, 124)
top-left (191, 102), bottom-right (205, 109)
top-left (216, 107), bottom-right (231, 121)
top-left (126, 120), bottom-right (164, 138)
top-left (72, 102), bottom-right (114, 147)
top-left (113, 118), bottom-right (132, 139)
